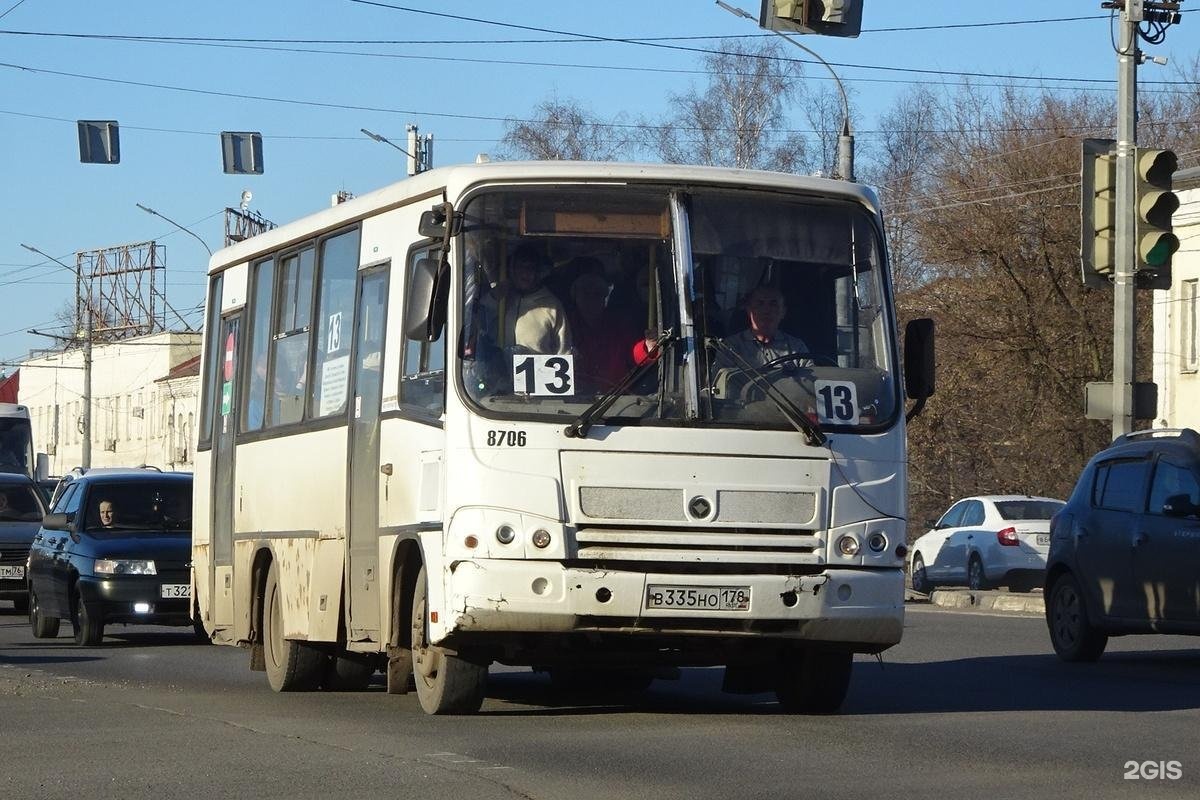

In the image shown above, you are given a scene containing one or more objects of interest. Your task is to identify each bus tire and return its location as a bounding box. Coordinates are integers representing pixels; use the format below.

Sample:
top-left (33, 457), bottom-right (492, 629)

top-left (410, 564), bottom-right (487, 714)
top-left (774, 648), bottom-right (852, 714)
top-left (263, 560), bottom-right (323, 692)
top-left (322, 655), bottom-right (376, 691)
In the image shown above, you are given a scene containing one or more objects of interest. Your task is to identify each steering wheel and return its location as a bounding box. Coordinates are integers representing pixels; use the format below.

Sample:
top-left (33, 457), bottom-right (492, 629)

top-left (760, 352), bottom-right (838, 371)
top-left (722, 353), bottom-right (826, 407)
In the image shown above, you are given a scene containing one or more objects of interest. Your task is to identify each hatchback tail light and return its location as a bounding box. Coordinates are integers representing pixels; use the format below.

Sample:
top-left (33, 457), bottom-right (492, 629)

top-left (997, 527), bottom-right (1019, 546)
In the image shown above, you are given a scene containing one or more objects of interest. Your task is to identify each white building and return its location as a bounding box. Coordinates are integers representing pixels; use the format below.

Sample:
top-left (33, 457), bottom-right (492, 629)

top-left (18, 331), bottom-right (202, 475)
top-left (1152, 168), bottom-right (1200, 429)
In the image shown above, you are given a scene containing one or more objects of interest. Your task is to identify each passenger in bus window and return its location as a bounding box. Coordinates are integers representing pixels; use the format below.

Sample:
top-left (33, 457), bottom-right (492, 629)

top-left (718, 285), bottom-right (812, 369)
top-left (484, 243), bottom-right (572, 357)
top-left (567, 269), bottom-right (627, 393)
top-left (246, 353), bottom-right (268, 430)
top-left (272, 341), bottom-right (307, 424)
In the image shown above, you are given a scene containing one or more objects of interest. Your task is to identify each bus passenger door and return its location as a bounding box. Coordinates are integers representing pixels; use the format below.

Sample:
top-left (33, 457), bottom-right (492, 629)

top-left (346, 264), bottom-right (389, 640)
top-left (210, 315), bottom-right (240, 608)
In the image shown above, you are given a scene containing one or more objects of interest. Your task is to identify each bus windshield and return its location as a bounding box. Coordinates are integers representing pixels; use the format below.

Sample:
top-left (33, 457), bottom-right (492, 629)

top-left (0, 416), bottom-right (34, 477)
top-left (458, 185), bottom-right (897, 431)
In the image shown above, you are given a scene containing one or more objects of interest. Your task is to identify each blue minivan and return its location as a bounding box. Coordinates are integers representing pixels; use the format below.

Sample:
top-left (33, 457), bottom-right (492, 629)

top-left (26, 469), bottom-right (195, 645)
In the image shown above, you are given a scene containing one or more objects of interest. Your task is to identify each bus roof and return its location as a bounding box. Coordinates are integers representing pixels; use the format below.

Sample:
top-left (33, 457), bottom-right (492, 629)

top-left (208, 160), bottom-right (882, 275)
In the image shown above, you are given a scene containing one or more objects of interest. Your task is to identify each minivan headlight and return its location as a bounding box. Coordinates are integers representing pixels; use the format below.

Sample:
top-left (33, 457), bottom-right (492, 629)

top-left (94, 559), bottom-right (156, 576)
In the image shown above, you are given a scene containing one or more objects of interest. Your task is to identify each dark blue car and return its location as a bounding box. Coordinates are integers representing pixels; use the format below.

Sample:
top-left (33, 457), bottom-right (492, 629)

top-left (0, 473), bottom-right (47, 611)
top-left (27, 469), bottom-right (195, 645)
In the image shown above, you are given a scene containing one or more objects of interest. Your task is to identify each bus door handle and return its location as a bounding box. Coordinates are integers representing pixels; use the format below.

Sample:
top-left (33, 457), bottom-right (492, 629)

top-left (380, 463), bottom-right (393, 476)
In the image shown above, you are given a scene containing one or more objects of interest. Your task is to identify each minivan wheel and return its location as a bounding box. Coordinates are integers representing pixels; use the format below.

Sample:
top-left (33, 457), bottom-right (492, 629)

top-left (72, 586), bottom-right (104, 646)
top-left (29, 587), bottom-right (60, 639)
top-left (1047, 572), bottom-right (1107, 662)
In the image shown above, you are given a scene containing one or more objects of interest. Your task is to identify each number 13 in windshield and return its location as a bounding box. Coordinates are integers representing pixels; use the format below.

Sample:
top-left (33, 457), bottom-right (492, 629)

top-left (513, 354), bottom-right (576, 396)
top-left (814, 380), bottom-right (860, 425)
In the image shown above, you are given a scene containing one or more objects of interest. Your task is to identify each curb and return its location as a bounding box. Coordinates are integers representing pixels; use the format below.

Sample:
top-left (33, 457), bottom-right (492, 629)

top-left (921, 589), bottom-right (1045, 615)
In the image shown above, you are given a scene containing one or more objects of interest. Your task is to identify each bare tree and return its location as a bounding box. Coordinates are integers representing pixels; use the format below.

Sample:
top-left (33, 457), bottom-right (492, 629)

top-left (646, 38), bottom-right (812, 172)
top-left (499, 96), bottom-right (633, 161)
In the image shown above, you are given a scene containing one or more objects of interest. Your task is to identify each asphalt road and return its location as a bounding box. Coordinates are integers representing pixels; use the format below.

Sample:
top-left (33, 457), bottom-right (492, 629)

top-left (1, 601), bottom-right (1198, 800)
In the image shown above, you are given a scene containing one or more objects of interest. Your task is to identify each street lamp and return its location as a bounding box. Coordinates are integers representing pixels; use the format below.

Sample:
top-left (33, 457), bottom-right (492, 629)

top-left (361, 127), bottom-right (416, 157)
top-left (716, 0), bottom-right (855, 181)
top-left (136, 203), bottom-right (213, 258)
top-left (20, 242), bottom-right (93, 468)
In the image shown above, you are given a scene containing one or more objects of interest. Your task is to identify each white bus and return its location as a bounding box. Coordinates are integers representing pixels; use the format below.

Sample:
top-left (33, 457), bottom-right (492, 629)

top-left (0, 403), bottom-right (37, 480)
top-left (193, 161), bottom-right (934, 714)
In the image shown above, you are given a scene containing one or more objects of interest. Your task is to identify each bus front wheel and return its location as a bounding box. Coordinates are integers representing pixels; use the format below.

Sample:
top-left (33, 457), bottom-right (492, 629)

top-left (409, 564), bottom-right (487, 715)
top-left (774, 648), bottom-right (853, 714)
top-left (262, 560), bottom-right (323, 692)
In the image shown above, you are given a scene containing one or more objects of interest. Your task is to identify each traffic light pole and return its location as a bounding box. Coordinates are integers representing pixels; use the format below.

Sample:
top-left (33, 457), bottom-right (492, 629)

top-left (1112, 6), bottom-right (1139, 438)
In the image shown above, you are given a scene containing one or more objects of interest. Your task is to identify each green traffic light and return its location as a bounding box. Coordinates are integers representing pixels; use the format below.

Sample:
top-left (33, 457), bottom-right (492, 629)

top-left (1141, 233), bottom-right (1180, 268)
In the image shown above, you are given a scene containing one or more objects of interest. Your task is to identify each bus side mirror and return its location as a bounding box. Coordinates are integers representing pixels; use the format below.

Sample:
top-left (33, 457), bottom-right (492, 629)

top-left (405, 256), bottom-right (450, 342)
top-left (35, 452), bottom-right (50, 482)
top-left (904, 318), bottom-right (935, 400)
top-left (418, 202), bottom-right (460, 239)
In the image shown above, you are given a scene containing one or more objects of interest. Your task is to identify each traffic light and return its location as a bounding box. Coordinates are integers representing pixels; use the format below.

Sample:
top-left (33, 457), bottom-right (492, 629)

top-left (758, 0), bottom-right (863, 37)
top-left (1080, 138), bottom-right (1116, 288)
top-left (1134, 147), bottom-right (1179, 289)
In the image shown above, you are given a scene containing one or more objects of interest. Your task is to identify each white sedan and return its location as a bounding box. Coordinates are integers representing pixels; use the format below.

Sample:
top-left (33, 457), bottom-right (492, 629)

top-left (908, 495), bottom-right (1065, 594)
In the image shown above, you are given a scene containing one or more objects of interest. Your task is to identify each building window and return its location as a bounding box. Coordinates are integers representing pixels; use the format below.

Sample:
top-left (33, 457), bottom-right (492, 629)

top-left (1182, 279), bottom-right (1198, 373)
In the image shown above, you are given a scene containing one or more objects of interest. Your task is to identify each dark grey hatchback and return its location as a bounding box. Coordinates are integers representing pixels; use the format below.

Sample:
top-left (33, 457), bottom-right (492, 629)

top-left (27, 470), bottom-right (194, 645)
top-left (0, 473), bottom-right (47, 610)
top-left (1045, 428), bottom-right (1200, 661)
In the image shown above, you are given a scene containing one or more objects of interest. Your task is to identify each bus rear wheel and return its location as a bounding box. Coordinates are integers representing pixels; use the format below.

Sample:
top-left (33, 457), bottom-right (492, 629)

top-left (263, 560), bottom-right (323, 691)
top-left (410, 564), bottom-right (487, 714)
top-left (322, 654), bottom-right (376, 691)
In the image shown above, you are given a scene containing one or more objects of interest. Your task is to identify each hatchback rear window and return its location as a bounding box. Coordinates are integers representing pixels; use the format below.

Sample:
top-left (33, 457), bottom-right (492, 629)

top-left (994, 500), bottom-right (1064, 521)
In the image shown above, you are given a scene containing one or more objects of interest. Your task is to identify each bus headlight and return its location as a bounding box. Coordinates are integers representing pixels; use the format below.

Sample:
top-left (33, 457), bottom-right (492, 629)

top-left (495, 524), bottom-right (516, 544)
top-left (531, 529), bottom-right (552, 549)
top-left (836, 535), bottom-right (860, 557)
top-left (867, 532), bottom-right (888, 552)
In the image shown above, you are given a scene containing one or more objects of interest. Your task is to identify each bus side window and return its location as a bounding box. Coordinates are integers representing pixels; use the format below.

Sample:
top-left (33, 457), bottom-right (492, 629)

top-left (269, 247), bottom-right (315, 426)
top-left (400, 245), bottom-right (445, 416)
top-left (308, 228), bottom-right (361, 419)
top-left (243, 259), bottom-right (274, 432)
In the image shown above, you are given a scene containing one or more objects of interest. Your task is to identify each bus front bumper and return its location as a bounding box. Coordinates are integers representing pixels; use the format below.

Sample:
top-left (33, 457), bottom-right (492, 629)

top-left (441, 561), bottom-right (904, 650)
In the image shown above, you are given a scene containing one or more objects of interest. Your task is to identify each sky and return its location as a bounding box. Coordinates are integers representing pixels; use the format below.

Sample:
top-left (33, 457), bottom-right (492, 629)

top-left (0, 0), bottom-right (1196, 367)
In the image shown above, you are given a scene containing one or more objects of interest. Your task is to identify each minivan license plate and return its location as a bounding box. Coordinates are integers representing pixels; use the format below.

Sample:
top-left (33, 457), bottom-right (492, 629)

top-left (645, 585), bottom-right (750, 611)
top-left (160, 584), bottom-right (190, 598)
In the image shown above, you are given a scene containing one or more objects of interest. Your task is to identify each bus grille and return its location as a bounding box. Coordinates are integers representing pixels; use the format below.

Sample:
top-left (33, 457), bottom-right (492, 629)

top-left (578, 487), bottom-right (817, 526)
top-left (573, 526), bottom-right (822, 565)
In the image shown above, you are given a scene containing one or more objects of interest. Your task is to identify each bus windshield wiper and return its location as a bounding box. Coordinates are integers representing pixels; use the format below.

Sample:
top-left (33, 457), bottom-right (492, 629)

top-left (564, 329), bottom-right (677, 439)
top-left (706, 336), bottom-right (826, 446)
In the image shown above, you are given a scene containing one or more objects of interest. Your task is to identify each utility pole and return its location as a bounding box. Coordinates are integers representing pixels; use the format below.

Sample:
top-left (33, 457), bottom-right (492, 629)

top-left (21, 243), bottom-right (93, 467)
top-left (1112, 2), bottom-right (1139, 438)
